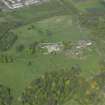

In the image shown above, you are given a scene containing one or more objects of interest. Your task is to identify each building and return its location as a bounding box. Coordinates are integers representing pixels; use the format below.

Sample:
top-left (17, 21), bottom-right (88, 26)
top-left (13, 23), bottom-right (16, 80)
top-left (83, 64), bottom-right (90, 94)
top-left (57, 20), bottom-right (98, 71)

top-left (2, 0), bottom-right (45, 9)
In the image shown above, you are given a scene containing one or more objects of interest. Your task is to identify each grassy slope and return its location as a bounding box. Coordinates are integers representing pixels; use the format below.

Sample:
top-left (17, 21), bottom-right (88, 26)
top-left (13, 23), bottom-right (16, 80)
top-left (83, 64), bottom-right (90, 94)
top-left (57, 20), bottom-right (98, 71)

top-left (13, 15), bottom-right (86, 43)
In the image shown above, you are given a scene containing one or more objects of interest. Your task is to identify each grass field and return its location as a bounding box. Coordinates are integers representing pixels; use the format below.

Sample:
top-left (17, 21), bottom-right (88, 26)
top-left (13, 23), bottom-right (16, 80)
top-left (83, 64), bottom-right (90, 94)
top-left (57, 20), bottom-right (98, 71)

top-left (12, 15), bottom-right (87, 43)
top-left (0, 0), bottom-right (104, 105)
top-left (71, 0), bottom-right (105, 10)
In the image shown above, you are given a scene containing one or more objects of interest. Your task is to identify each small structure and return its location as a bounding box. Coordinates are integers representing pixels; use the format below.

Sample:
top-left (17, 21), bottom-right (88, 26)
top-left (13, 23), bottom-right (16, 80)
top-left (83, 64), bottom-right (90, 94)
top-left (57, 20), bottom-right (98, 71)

top-left (40, 43), bottom-right (63, 54)
top-left (76, 40), bottom-right (92, 49)
top-left (65, 40), bottom-right (93, 59)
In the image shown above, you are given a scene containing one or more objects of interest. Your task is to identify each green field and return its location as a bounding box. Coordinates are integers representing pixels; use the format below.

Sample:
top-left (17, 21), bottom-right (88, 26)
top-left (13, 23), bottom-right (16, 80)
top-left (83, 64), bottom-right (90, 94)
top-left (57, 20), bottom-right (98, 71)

top-left (0, 0), bottom-right (105, 105)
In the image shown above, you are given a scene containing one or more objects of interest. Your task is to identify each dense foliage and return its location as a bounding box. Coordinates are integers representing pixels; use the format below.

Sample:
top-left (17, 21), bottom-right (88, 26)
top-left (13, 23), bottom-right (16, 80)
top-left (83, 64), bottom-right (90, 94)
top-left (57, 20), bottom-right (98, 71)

top-left (0, 84), bottom-right (13, 105)
top-left (0, 22), bottom-right (18, 51)
top-left (21, 65), bottom-right (81, 105)
top-left (21, 66), bottom-right (105, 105)
top-left (0, 31), bottom-right (17, 51)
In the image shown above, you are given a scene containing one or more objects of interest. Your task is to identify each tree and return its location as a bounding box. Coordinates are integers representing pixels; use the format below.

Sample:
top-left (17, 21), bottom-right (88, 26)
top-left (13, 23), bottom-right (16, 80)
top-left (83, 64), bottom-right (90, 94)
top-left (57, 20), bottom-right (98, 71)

top-left (16, 44), bottom-right (25, 52)
top-left (29, 41), bottom-right (39, 54)
top-left (63, 41), bottom-right (73, 50)
top-left (99, 59), bottom-right (105, 71)
top-left (0, 84), bottom-right (13, 105)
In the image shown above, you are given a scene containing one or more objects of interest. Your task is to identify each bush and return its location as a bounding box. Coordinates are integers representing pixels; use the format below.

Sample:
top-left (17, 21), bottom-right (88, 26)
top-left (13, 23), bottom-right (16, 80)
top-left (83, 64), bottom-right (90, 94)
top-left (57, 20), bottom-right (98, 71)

top-left (0, 84), bottom-right (13, 105)
top-left (21, 67), bottom-right (81, 105)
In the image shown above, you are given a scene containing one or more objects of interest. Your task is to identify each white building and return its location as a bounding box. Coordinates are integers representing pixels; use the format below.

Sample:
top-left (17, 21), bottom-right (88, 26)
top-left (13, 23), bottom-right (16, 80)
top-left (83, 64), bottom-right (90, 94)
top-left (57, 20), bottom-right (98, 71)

top-left (2, 0), bottom-right (44, 9)
top-left (40, 43), bottom-right (63, 54)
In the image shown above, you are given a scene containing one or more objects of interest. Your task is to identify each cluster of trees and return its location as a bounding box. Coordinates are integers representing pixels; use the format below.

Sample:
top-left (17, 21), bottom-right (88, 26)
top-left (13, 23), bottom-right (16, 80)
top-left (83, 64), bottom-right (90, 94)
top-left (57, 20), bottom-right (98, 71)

top-left (29, 41), bottom-right (39, 54)
top-left (16, 41), bottom-right (39, 55)
top-left (73, 71), bottom-right (105, 105)
top-left (0, 54), bottom-right (14, 63)
top-left (16, 44), bottom-right (25, 52)
top-left (99, 59), bottom-right (105, 71)
top-left (92, 72), bottom-right (105, 89)
top-left (0, 22), bottom-right (18, 52)
top-left (21, 65), bottom-right (105, 105)
top-left (0, 84), bottom-right (13, 105)
top-left (21, 65), bottom-right (81, 105)
top-left (63, 41), bottom-right (73, 50)
top-left (0, 32), bottom-right (17, 52)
